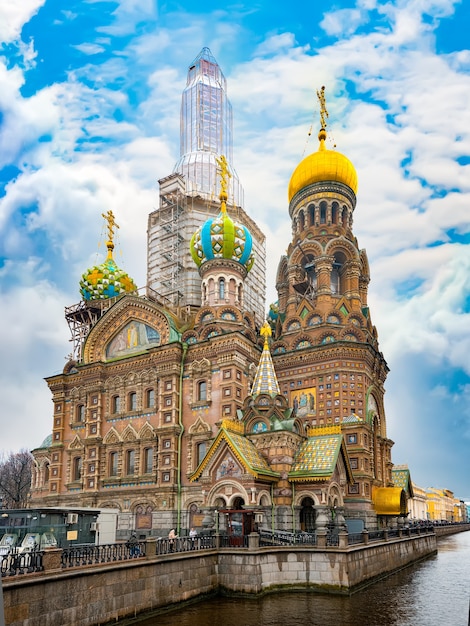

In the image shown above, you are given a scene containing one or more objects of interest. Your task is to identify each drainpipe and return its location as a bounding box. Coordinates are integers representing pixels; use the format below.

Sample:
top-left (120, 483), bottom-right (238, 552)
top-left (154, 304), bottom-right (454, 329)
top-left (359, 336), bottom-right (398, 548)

top-left (271, 483), bottom-right (275, 532)
top-left (176, 341), bottom-right (188, 535)
top-left (292, 482), bottom-right (295, 533)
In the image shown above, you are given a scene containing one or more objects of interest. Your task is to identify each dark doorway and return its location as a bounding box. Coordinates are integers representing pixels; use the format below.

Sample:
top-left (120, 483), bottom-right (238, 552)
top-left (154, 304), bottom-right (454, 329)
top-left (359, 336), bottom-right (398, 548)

top-left (299, 497), bottom-right (316, 532)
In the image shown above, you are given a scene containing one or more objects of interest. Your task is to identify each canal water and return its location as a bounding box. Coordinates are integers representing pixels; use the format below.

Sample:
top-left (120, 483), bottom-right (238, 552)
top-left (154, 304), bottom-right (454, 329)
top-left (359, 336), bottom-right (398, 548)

top-left (135, 532), bottom-right (470, 626)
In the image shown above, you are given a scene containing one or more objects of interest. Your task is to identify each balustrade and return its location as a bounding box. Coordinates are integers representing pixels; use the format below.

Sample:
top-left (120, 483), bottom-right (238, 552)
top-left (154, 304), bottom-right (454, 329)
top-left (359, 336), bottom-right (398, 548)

top-left (0, 524), bottom-right (437, 578)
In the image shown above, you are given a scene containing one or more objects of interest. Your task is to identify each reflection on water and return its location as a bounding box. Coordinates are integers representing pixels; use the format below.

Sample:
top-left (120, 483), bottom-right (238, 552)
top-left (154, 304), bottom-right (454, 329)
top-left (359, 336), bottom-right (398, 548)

top-left (135, 532), bottom-right (470, 626)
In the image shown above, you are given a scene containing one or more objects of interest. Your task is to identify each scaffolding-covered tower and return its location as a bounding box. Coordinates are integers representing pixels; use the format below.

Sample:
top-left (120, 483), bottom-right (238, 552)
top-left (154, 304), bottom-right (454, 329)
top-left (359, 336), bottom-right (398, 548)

top-left (147, 48), bottom-right (266, 325)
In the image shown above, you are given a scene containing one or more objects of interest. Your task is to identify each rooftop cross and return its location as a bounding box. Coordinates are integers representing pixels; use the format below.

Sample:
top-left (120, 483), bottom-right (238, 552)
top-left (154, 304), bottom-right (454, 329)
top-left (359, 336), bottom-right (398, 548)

top-left (260, 321), bottom-right (272, 347)
top-left (216, 154), bottom-right (231, 209)
top-left (316, 85), bottom-right (329, 131)
top-left (102, 209), bottom-right (119, 244)
top-left (101, 209), bottom-right (119, 258)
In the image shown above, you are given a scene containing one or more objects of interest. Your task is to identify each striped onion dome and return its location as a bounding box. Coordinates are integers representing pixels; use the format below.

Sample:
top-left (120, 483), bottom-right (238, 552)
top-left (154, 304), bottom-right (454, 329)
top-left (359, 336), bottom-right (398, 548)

top-left (190, 203), bottom-right (254, 272)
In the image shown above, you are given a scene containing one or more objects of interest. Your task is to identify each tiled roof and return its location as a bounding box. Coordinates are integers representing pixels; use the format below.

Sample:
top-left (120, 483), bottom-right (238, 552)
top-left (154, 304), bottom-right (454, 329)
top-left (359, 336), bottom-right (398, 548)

top-left (190, 426), bottom-right (279, 481)
top-left (251, 333), bottom-right (280, 397)
top-left (290, 434), bottom-right (343, 481)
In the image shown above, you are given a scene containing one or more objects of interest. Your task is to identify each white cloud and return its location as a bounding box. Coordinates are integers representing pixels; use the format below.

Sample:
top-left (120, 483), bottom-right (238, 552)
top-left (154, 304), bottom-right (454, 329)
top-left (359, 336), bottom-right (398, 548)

top-left (320, 8), bottom-right (365, 37)
top-left (0, 0), bottom-right (45, 43)
top-left (0, 0), bottom-right (468, 496)
top-left (72, 42), bottom-right (106, 55)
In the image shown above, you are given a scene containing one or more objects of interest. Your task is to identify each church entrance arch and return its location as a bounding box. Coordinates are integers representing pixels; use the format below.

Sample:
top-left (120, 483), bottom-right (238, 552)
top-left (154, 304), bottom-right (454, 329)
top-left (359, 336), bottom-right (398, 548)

top-left (299, 497), bottom-right (316, 532)
top-left (219, 496), bottom-right (254, 545)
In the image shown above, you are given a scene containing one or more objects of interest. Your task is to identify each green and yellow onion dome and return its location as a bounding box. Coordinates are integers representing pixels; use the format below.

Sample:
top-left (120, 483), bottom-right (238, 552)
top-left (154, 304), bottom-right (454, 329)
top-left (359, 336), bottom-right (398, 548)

top-left (80, 242), bottom-right (138, 301)
top-left (190, 203), bottom-right (254, 272)
top-left (288, 129), bottom-right (358, 203)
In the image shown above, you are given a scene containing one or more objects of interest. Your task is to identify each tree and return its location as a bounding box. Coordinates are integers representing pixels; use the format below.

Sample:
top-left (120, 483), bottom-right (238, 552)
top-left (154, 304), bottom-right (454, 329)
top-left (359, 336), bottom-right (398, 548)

top-left (0, 450), bottom-right (33, 509)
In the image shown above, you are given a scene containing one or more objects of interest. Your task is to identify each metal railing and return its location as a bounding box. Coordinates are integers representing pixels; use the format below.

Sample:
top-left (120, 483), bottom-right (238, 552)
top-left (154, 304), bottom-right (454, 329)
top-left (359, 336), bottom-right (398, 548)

top-left (1, 525), bottom-right (437, 577)
top-left (218, 534), bottom-right (249, 548)
top-left (61, 541), bottom-right (146, 568)
top-left (156, 535), bottom-right (216, 554)
top-left (259, 530), bottom-right (317, 546)
top-left (0, 548), bottom-right (44, 577)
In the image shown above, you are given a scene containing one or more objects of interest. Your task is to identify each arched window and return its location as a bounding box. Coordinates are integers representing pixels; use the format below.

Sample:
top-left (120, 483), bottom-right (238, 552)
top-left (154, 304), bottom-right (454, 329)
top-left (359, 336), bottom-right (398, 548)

top-left (126, 450), bottom-right (135, 475)
top-left (44, 462), bottom-right (50, 483)
top-left (219, 278), bottom-right (225, 300)
top-left (308, 204), bottom-right (315, 227)
top-left (331, 266), bottom-right (340, 293)
top-left (76, 405), bottom-right (85, 422)
top-left (197, 441), bottom-right (207, 465)
top-left (112, 396), bottom-right (120, 414)
top-left (128, 392), bottom-right (137, 411)
top-left (320, 201), bottom-right (327, 224)
top-left (332, 201), bottom-right (338, 224)
top-left (302, 254), bottom-right (317, 293)
top-left (109, 452), bottom-right (118, 477)
top-left (143, 448), bottom-right (153, 474)
top-left (197, 381), bottom-right (207, 402)
top-left (146, 389), bottom-right (155, 408)
top-left (330, 252), bottom-right (346, 295)
top-left (72, 457), bottom-right (82, 481)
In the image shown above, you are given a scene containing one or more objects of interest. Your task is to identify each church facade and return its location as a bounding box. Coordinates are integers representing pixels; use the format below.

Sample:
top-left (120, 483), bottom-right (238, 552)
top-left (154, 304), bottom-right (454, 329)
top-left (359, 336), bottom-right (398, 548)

top-left (31, 51), bottom-right (404, 538)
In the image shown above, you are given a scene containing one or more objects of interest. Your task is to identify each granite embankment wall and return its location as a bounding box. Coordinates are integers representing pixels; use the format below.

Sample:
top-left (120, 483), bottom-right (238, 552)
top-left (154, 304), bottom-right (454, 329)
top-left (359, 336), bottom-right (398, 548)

top-left (2, 534), bottom-right (439, 626)
top-left (434, 523), bottom-right (470, 538)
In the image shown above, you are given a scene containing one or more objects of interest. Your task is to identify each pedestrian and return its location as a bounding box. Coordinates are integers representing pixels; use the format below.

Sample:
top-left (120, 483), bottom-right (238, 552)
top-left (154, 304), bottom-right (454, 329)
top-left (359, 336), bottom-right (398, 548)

top-left (126, 532), bottom-right (139, 557)
top-left (168, 528), bottom-right (177, 552)
top-left (189, 527), bottom-right (197, 549)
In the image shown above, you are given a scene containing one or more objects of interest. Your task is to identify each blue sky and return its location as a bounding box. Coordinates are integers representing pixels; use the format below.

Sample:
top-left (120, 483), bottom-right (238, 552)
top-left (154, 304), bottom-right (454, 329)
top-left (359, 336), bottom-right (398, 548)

top-left (1, 0), bottom-right (469, 500)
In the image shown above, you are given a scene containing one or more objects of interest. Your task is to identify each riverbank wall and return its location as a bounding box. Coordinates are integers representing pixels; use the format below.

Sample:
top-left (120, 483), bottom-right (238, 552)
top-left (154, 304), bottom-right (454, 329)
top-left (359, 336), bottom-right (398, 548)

top-left (1, 531), bottom-right (441, 626)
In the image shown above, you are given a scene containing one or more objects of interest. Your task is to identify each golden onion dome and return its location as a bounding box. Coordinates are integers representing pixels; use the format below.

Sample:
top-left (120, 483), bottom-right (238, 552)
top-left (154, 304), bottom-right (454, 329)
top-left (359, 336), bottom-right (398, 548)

top-left (288, 129), bottom-right (358, 203)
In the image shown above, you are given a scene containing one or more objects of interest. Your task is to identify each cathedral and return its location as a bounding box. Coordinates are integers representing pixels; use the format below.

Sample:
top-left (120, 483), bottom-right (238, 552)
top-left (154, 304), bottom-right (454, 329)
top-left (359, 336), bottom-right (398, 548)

top-left (31, 48), bottom-right (405, 538)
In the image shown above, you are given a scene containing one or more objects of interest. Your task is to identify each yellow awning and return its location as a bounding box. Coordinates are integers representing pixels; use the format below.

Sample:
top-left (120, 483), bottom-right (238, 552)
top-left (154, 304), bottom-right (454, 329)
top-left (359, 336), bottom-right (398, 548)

top-left (373, 487), bottom-right (407, 516)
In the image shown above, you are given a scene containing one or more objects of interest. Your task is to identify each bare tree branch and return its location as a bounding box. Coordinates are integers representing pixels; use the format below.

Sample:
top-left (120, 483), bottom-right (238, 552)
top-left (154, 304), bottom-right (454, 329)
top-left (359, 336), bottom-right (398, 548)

top-left (0, 450), bottom-right (33, 509)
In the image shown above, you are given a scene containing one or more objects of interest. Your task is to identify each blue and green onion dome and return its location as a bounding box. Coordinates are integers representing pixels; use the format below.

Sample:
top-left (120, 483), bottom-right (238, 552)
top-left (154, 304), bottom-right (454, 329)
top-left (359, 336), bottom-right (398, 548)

top-left (190, 206), bottom-right (254, 272)
top-left (80, 242), bottom-right (138, 301)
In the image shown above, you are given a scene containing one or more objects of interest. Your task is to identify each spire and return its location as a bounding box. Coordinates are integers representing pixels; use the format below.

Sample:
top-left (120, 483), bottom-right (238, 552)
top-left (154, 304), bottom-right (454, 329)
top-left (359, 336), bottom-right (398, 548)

top-left (251, 322), bottom-right (280, 397)
top-left (173, 47), bottom-right (244, 206)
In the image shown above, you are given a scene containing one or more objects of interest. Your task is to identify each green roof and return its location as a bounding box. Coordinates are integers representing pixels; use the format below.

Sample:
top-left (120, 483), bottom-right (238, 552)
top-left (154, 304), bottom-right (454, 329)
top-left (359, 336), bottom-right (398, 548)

top-left (290, 434), bottom-right (344, 481)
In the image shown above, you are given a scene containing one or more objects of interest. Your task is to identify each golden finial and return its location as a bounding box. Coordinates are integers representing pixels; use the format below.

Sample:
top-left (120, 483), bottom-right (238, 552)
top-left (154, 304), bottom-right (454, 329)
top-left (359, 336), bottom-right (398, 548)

top-left (101, 209), bottom-right (119, 259)
top-left (260, 321), bottom-right (272, 347)
top-left (216, 154), bottom-right (231, 212)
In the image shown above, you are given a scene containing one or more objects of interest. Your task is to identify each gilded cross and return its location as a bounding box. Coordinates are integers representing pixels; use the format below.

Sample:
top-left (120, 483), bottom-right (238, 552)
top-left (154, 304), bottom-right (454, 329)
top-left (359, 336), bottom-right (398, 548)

top-left (215, 154), bottom-right (231, 200)
top-left (260, 321), bottom-right (272, 347)
top-left (316, 85), bottom-right (329, 130)
top-left (101, 210), bottom-right (119, 244)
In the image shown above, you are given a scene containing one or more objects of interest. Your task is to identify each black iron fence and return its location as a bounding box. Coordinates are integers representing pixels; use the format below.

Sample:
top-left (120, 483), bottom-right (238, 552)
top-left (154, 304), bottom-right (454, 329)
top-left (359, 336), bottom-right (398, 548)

top-left (0, 548), bottom-right (44, 577)
top-left (259, 530), bottom-right (317, 546)
top-left (0, 524), bottom-right (437, 577)
top-left (61, 541), bottom-right (146, 568)
top-left (156, 535), bottom-right (216, 554)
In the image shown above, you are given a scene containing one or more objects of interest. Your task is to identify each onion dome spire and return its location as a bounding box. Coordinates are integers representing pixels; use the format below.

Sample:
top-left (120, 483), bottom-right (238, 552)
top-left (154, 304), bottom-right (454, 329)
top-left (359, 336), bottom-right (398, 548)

top-left (288, 86), bottom-right (358, 202)
top-left (190, 155), bottom-right (254, 271)
top-left (251, 322), bottom-right (280, 397)
top-left (79, 210), bottom-right (138, 301)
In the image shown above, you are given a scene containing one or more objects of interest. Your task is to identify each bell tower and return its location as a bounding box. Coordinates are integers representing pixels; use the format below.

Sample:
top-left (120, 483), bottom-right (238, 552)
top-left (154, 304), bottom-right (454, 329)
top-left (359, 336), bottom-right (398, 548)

top-left (271, 88), bottom-right (393, 523)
